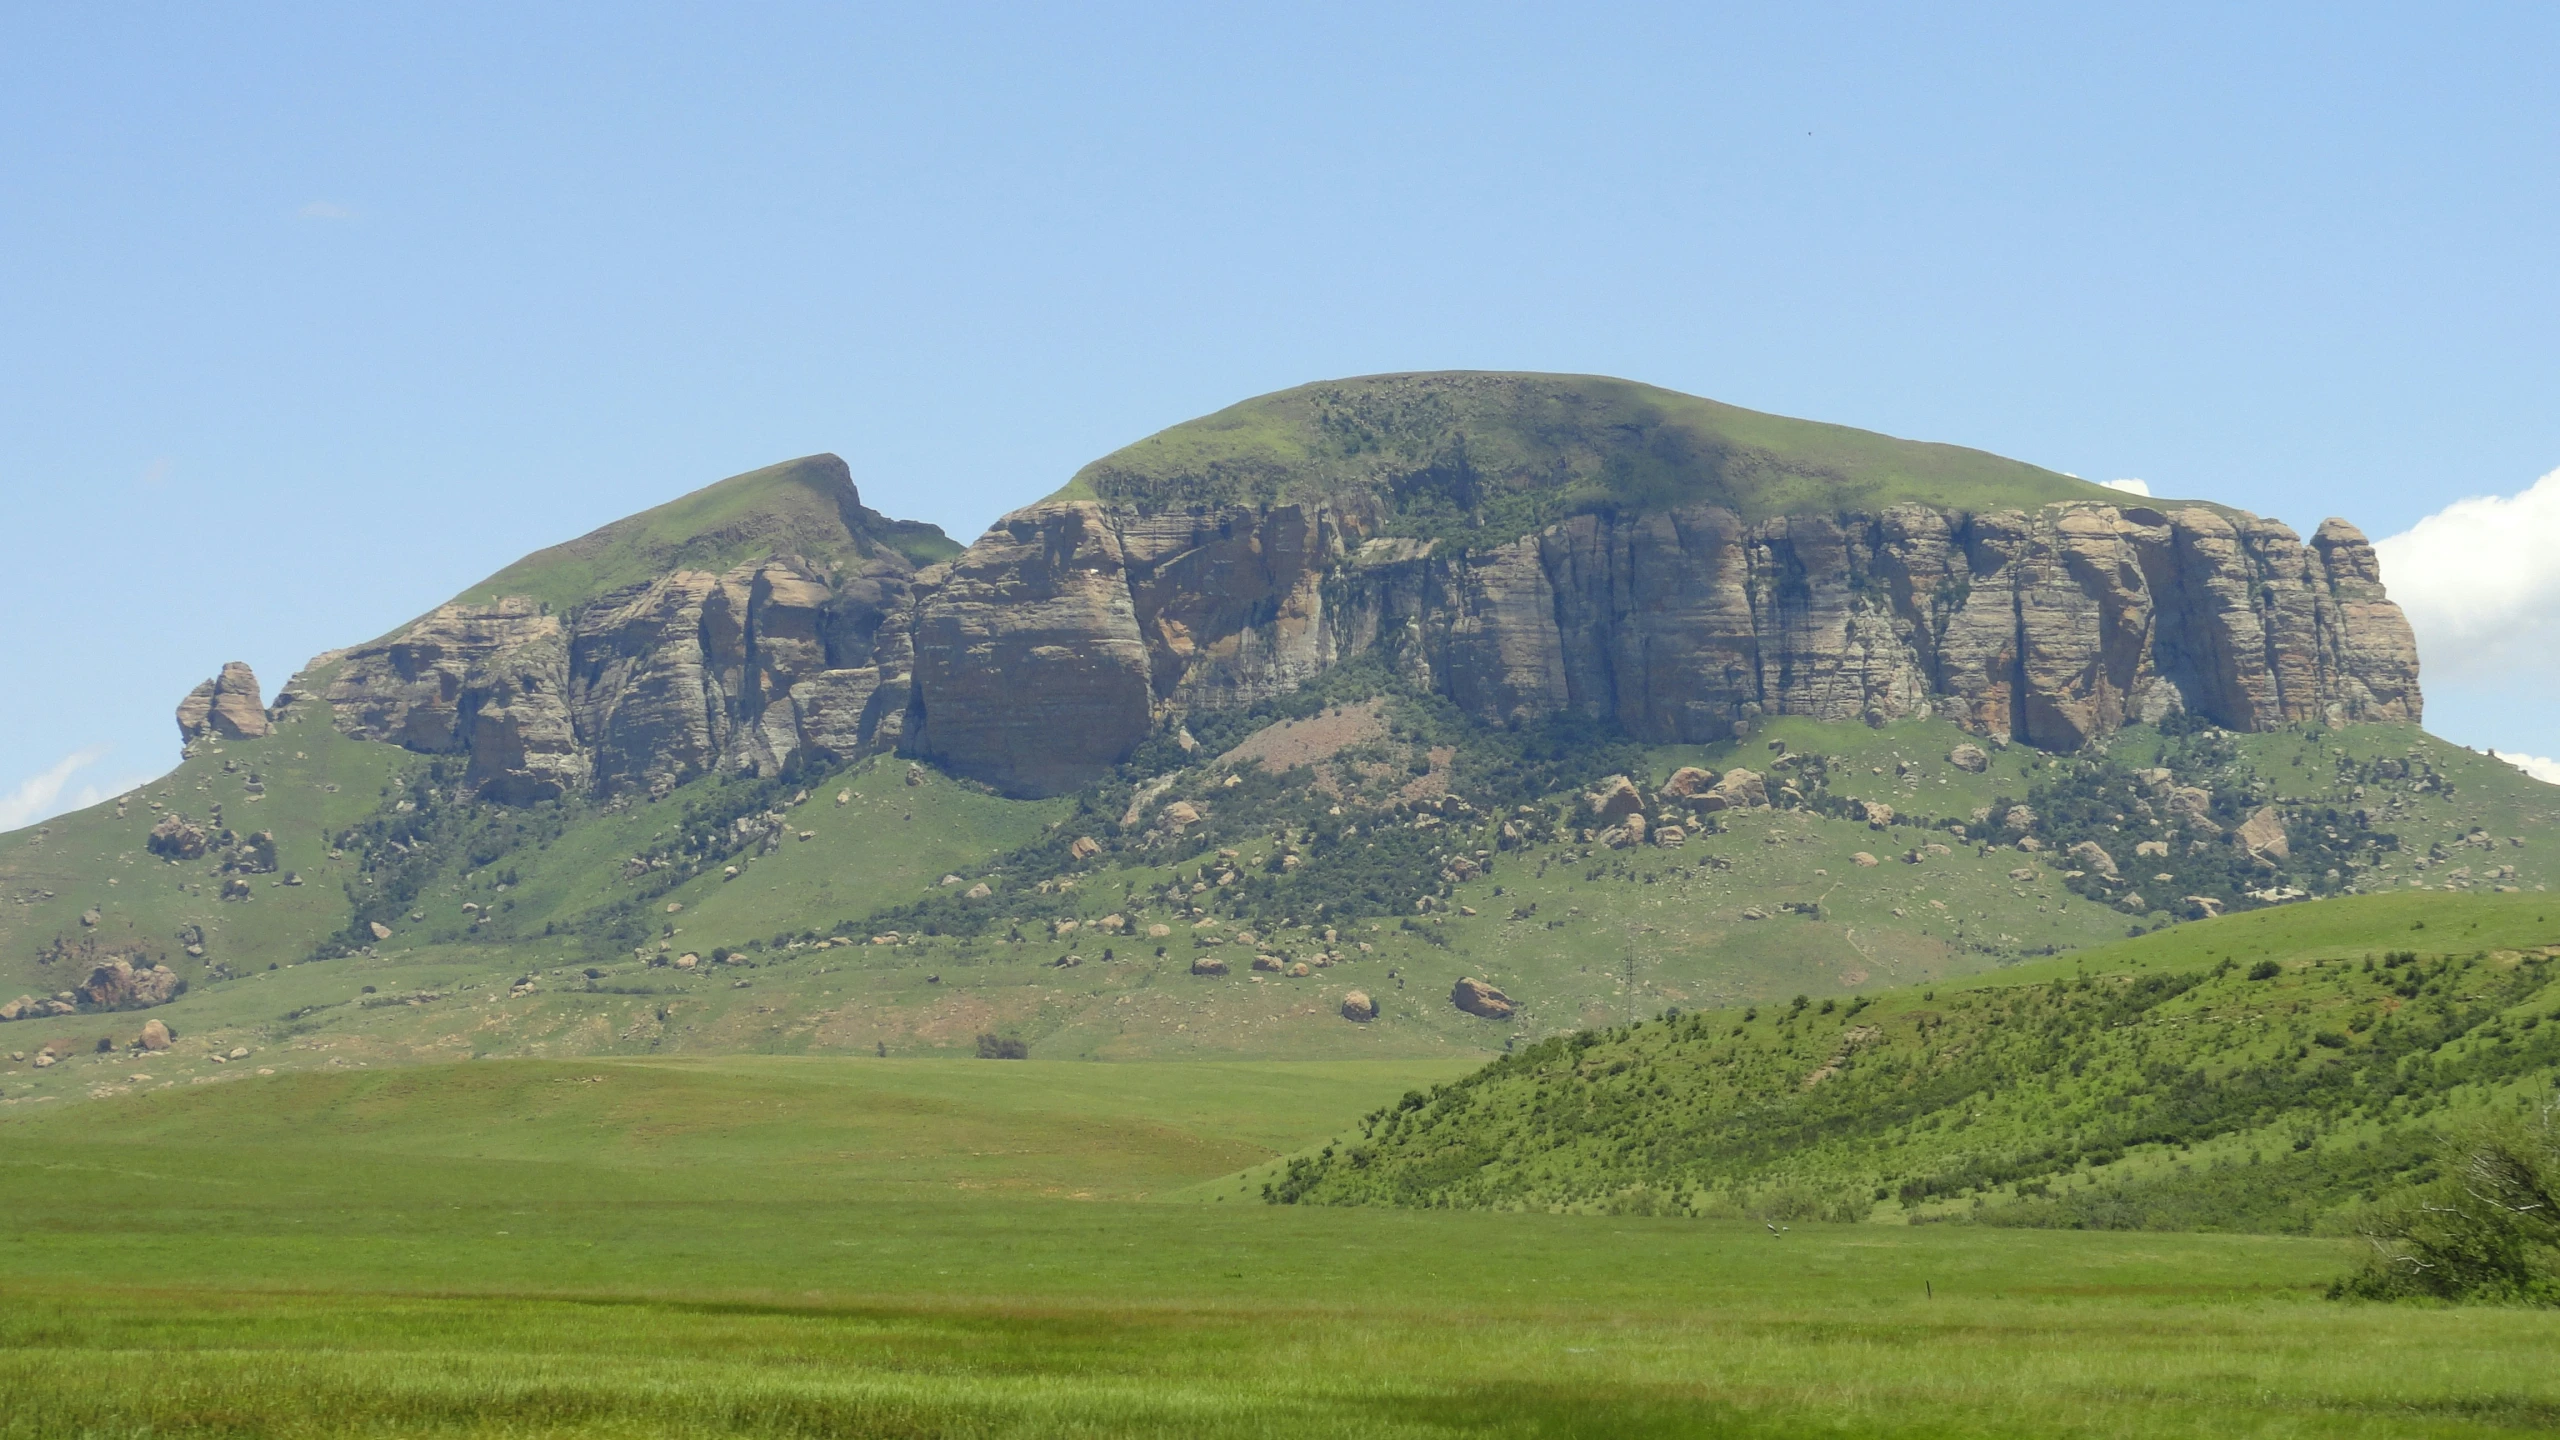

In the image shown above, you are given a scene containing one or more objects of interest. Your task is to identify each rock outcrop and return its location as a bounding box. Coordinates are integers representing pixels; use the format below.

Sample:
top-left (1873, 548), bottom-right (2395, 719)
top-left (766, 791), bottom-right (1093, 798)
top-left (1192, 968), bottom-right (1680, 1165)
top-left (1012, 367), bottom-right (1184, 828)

top-left (176, 662), bottom-right (270, 742)
top-left (319, 459), bottom-right (944, 801)
top-left (906, 497), bottom-right (2420, 795)
top-left (74, 958), bottom-right (184, 1011)
top-left (1451, 976), bottom-right (1515, 1020)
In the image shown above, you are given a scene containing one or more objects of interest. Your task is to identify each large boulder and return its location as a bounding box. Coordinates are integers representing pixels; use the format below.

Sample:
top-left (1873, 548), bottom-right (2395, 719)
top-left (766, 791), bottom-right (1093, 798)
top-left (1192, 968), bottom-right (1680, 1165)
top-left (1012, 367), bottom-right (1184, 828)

top-left (1451, 977), bottom-right (1515, 1020)
top-left (1947, 743), bottom-right (1990, 773)
top-left (146, 815), bottom-right (208, 860)
top-left (1660, 766), bottom-right (1718, 799)
top-left (135, 1018), bottom-right (173, 1052)
top-left (1586, 775), bottom-right (1645, 822)
top-left (2237, 806), bottom-right (2290, 862)
top-left (2066, 840), bottom-right (2120, 881)
top-left (1697, 769), bottom-right (1768, 812)
top-left (75, 958), bottom-right (183, 1011)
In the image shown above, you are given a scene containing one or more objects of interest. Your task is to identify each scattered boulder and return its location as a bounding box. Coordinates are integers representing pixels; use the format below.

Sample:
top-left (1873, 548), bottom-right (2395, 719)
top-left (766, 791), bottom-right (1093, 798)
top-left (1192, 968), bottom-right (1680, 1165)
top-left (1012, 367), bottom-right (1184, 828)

top-left (1145, 923), bottom-right (1172, 939)
top-left (135, 1018), bottom-right (172, 1052)
top-left (1660, 766), bottom-right (1718, 799)
top-left (1068, 835), bottom-right (1103, 861)
top-left (1851, 799), bottom-right (1894, 826)
top-left (2066, 840), bottom-right (2120, 881)
top-left (369, 921), bottom-right (393, 941)
top-left (79, 908), bottom-right (100, 928)
top-left (1947, 743), bottom-right (1990, 773)
top-left (1586, 775), bottom-right (1645, 822)
top-left (1190, 956), bottom-right (1230, 976)
top-left (1052, 919), bottom-right (1081, 938)
top-left (1161, 801), bottom-right (1202, 831)
top-left (220, 877), bottom-right (252, 901)
top-left (2237, 806), bottom-right (2290, 862)
top-left (2164, 785), bottom-right (2215, 828)
top-left (2008, 866), bottom-right (2037, 881)
top-left (1287, 962), bottom-right (1312, 978)
top-left (1252, 954), bottom-right (1284, 972)
top-left (2016, 836), bottom-right (2044, 853)
top-left (1698, 768), bottom-right (1768, 812)
top-left (76, 958), bottom-right (183, 1011)
top-left (1652, 823), bottom-right (1686, 846)
top-left (939, 874), bottom-right (964, 887)
top-left (964, 882), bottom-right (992, 899)
top-left (235, 832), bottom-right (280, 874)
top-left (1340, 990), bottom-right (1375, 1022)
top-left (2133, 839), bottom-right (2170, 859)
top-left (1851, 852), bottom-right (1879, 867)
top-left (1450, 977), bottom-right (1514, 1020)
top-left (2184, 895), bottom-right (2226, 919)
top-left (2001, 804), bottom-right (2038, 833)
top-left (146, 815), bottom-right (208, 860)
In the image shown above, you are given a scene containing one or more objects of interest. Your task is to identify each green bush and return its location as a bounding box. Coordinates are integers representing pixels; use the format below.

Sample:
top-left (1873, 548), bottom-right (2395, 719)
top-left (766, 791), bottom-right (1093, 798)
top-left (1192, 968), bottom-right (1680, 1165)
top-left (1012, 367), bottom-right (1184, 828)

top-left (2333, 1107), bottom-right (2560, 1305)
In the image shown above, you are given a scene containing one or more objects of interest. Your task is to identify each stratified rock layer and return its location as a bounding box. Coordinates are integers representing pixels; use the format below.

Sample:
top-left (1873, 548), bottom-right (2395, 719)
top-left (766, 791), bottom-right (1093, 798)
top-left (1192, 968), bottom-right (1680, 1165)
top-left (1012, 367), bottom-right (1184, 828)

top-left (320, 460), bottom-right (937, 801)
top-left (907, 496), bottom-right (2420, 793)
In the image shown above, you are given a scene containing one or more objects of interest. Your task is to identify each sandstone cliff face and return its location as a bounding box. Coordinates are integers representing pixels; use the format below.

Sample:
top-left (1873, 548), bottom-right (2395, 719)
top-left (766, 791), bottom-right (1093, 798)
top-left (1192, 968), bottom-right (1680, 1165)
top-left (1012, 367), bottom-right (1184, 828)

top-left (295, 462), bottom-right (2419, 802)
top-left (322, 490), bottom-right (934, 800)
top-left (906, 497), bottom-right (2420, 793)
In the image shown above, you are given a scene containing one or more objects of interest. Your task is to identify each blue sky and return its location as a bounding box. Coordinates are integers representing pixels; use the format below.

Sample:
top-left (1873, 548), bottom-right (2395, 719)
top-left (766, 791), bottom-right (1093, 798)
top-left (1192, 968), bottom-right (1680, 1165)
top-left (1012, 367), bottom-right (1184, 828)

top-left (7, 2), bottom-right (2560, 825)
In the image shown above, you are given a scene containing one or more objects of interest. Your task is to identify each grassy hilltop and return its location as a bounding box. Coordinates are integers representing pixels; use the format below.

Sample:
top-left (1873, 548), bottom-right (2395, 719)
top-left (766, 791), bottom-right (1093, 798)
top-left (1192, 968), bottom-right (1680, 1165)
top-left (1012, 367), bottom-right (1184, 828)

top-left (1054, 370), bottom-right (2155, 542)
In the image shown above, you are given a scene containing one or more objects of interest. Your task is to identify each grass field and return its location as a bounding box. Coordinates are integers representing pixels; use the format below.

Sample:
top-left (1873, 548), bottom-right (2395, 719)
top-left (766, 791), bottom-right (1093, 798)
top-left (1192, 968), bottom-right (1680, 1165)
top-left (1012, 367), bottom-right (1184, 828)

top-left (3, 1055), bottom-right (2557, 1438)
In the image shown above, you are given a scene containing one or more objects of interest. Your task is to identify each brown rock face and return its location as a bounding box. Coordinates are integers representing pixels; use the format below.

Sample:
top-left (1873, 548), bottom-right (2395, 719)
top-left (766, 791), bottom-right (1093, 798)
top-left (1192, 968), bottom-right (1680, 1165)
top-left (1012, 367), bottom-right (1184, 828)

top-left (301, 433), bottom-right (2421, 805)
top-left (176, 662), bottom-right (270, 742)
top-left (907, 497), bottom-right (2419, 795)
top-left (325, 463), bottom-right (935, 801)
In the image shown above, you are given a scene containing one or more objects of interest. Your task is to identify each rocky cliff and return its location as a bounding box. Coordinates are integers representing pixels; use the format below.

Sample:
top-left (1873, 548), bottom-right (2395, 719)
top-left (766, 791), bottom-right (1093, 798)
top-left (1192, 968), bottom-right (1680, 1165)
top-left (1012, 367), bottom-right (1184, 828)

top-left (280, 374), bottom-right (2422, 801)
top-left (905, 494), bottom-right (2420, 794)
top-left (317, 455), bottom-right (944, 802)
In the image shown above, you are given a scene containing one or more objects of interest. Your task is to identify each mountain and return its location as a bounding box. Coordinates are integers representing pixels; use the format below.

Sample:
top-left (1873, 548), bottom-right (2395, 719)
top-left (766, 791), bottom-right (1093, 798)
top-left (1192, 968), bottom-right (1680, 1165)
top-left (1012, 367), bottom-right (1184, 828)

top-left (0, 371), bottom-right (2518, 1092)
top-left (297, 374), bottom-right (2423, 806)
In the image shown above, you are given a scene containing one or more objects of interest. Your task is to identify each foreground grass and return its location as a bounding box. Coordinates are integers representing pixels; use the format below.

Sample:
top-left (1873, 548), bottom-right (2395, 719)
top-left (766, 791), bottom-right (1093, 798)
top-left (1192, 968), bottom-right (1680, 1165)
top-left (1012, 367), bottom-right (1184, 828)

top-left (1, 1059), bottom-right (2556, 1436)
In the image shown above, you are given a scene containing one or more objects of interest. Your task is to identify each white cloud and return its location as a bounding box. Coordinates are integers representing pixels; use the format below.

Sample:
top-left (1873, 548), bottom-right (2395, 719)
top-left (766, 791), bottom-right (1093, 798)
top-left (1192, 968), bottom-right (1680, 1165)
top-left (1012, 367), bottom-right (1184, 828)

top-left (297, 200), bottom-right (354, 221)
top-left (2498, 752), bottom-right (2560, 786)
top-left (2374, 465), bottom-right (2560, 684)
top-left (1, 747), bottom-right (123, 831)
top-left (2100, 478), bottom-right (2151, 496)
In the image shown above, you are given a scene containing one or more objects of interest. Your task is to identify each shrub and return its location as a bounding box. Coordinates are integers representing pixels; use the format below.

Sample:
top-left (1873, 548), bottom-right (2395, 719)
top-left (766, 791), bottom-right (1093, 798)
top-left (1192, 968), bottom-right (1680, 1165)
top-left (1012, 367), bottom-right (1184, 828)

top-left (2333, 1108), bottom-right (2560, 1305)
top-left (974, 1033), bottom-right (1029, 1060)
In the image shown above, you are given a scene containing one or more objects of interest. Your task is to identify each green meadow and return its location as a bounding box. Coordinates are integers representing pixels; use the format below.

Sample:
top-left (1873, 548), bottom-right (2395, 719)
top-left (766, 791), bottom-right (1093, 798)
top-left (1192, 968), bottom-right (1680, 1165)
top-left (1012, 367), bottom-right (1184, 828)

top-left (4, 1050), bottom-right (2558, 1438)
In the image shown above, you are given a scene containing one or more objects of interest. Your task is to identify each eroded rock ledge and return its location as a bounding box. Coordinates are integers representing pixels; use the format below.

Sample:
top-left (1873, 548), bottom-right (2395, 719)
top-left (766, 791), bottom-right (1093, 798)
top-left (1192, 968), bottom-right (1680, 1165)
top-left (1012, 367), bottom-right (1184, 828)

top-left (293, 489), bottom-right (2419, 803)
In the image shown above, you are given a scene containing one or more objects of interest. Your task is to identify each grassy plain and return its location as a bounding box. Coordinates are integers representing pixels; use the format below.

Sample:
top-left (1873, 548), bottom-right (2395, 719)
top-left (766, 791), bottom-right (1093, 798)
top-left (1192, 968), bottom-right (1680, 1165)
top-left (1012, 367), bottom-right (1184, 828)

top-left (5, 1056), bottom-right (2558, 1438)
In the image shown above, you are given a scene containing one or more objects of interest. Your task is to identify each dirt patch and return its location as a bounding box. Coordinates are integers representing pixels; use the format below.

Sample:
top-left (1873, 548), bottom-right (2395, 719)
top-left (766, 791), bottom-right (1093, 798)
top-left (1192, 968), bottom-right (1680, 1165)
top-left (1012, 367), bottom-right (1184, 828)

top-left (1217, 700), bottom-right (1388, 775)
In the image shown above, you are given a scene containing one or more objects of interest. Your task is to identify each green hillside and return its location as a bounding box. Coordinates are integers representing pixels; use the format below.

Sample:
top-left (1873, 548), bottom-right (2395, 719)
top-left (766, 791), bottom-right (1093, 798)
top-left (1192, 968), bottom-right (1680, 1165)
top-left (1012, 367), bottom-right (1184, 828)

top-left (1258, 891), bottom-right (2560, 1235)
top-left (1055, 371), bottom-right (2154, 541)
top-left (8, 640), bottom-right (2558, 1088)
